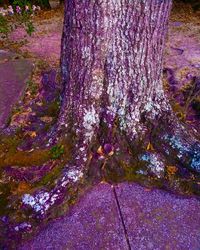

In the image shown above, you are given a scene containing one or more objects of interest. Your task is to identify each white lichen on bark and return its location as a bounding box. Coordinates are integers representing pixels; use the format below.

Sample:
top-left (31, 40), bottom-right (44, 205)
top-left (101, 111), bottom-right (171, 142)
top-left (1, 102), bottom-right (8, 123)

top-left (60, 0), bottom-right (172, 142)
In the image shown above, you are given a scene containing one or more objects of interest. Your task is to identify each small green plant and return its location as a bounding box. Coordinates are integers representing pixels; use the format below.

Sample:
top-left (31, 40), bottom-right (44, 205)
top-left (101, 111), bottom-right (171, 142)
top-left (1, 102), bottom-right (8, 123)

top-left (0, 4), bottom-right (36, 37)
top-left (0, 15), bottom-right (9, 35)
top-left (13, 0), bottom-right (31, 8)
top-left (25, 21), bottom-right (35, 36)
top-left (26, 79), bottom-right (38, 95)
top-left (50, 145), bottom-right (65, 159)
top-left (18, 12), bottom-right (35, 36)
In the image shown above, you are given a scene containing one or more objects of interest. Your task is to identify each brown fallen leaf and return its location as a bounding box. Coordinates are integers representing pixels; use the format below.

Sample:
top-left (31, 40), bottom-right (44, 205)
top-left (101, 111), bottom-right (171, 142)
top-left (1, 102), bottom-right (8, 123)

top-left (36, 101), bottom-right (43, 106)
top-left (97, 146), bottom-right (104, 156)
top-left (108, 150), bottom-right (114, 156)
top-left (167, 166), bottom-right (178, 175)
top-left (40, 116), bottom-right (53, 123)
top-left (29, 131), bottom-right (37, 138)
top-left (146, 142), bottom-right (154, 151)
top-left (14, 181), bottom-right (31, 195)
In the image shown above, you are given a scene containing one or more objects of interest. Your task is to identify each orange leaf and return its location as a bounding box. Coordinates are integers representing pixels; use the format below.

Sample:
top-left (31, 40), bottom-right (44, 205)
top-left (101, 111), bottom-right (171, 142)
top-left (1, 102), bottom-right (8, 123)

top-left (16, 182), bottom-right (31, 194)
top-left (146, 142), bottom-right (154, 151)
top-left (108, 150), bottom-right (114, 156)
top-left (30, 131), bottom-right (37, 138)
top-left (167, 166), bottom-right (178, 175)
top-left (25, 131), bottom-right (37, 138)
top-left (97, 146), bottom-right (104, 156)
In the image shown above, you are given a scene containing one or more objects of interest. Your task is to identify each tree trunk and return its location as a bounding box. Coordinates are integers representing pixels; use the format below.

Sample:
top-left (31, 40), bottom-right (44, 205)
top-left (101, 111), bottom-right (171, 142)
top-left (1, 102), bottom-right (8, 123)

top-left (58, 0), bottom-right (200, 180)
top-left (40, 0), bottom-right (200, 206)
top-left (60, 0), bottom-right (171, 132)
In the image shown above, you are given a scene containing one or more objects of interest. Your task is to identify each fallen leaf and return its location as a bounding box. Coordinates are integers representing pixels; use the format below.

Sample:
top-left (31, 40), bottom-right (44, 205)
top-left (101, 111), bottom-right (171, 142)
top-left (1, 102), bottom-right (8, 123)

top-left (14, 181), bottom-right (31, 194)
top-left (40, 116), bottom-right (53, 123)
top-left (97, 146), bottom-right (104, 156)
top-left (24, 131), bottom-right (37, 138)
top-left (36, 101), bottom-right (43, 106)
top-left (108, 150), bottom-right (114, 156)
top-left (167, 166), bottom-right (178, 175)
top-left (30, 131), bottom-right (37, 138)
top-left (26, 91), bottom-right (31, 96)
top-left (146, 142), bottom-right (154, 151)
top-left (0, 152), bottom-right (5, 158)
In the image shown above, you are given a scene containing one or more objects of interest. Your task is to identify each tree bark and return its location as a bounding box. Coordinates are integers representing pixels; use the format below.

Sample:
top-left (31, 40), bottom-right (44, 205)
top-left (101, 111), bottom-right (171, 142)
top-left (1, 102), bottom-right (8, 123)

top-left (57, 0), bottom-right (200, 186)
top-left (58, 0), bottom-right (170, 171)
top-left (60, 0), bottom-right (171, 132)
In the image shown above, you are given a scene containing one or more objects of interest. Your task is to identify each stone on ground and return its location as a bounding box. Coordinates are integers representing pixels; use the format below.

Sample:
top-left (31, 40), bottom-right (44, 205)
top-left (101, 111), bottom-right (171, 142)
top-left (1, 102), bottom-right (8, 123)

top-left (0, 50), bottom-right (33, 128)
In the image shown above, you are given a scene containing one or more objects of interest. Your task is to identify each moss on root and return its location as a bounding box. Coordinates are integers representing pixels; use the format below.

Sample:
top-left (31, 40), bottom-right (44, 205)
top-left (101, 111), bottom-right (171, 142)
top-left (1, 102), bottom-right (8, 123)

top-left (0, 133), bottom-right (72, 168)
top-left (0, 134), bottom-right (50, 167)
top-left (104, 157), bottom-right (199, 196)
top-left (100, 137), bottom-right (200, 197)
top-left (35, 164), bottom-right (65, 189)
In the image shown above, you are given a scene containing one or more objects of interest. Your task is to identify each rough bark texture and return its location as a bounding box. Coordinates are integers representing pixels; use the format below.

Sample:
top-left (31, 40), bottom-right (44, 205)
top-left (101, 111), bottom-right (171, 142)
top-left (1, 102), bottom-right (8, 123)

top-left (55, 0), bottom-right (200, 179)
top-left (60, 0), bottom-right (171, 134)
top-left (57, 1), bottom-right (172, 174)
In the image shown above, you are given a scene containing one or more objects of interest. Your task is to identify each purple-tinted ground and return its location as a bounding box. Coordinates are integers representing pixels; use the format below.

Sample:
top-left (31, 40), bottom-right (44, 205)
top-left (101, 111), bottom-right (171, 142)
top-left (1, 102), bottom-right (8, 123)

top-left (0, 50), bottom-right (33, 128)
top-left (8, 11), bottom-right (62, 67)
top-left (117, 183), bottom-right (200, 250)
top-left (19, 183), bottom-right (200, 250)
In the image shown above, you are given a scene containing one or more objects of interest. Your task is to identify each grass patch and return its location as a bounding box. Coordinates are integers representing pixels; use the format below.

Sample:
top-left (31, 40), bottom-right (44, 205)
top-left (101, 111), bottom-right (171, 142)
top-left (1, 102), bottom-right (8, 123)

top-left (26, 79), bottom-right (38, 96)
top-left (36, 164), bottom-right (64, 188)
top-left (0, 15), bottom-right (9, 35)
top-left (50, 144), bottom-right (65, 159)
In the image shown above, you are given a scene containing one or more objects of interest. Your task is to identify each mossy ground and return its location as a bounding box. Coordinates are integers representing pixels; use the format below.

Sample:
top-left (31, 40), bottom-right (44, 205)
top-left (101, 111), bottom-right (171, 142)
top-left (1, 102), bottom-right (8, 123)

top-left (103, 146), bottom-right (200, 197)
top-left (0, 136), bottom-right (49, 167)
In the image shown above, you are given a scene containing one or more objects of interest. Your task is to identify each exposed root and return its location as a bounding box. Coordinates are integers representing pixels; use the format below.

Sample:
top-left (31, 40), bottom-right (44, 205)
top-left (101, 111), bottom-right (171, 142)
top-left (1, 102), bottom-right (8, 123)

top-left (152, 115), bottom-right (200, 174)
top-left (1, 114), bottom-right (200, 249)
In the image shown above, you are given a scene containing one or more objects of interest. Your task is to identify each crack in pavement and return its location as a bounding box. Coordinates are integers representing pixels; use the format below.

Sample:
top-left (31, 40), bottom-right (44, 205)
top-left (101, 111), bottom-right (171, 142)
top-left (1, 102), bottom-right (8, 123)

top-left (112, 185), bottom-right (132, 250)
